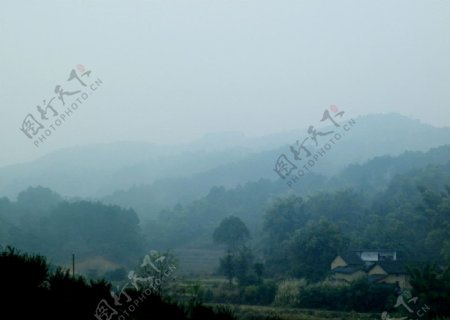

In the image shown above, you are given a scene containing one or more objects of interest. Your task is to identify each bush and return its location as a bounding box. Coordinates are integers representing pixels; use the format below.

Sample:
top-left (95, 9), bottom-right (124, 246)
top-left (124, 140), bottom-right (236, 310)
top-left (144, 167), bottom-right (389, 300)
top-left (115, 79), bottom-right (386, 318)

top-left (274, 278), bottom-right (397, 312)
top-left (273, 278), bottom-right (307, 307)
top-left (297, 279), bottom-right (397, 312)
top-left (203, 281), bottom-right (277, 305)
top-left (240, 281), bottom-right (277, 305)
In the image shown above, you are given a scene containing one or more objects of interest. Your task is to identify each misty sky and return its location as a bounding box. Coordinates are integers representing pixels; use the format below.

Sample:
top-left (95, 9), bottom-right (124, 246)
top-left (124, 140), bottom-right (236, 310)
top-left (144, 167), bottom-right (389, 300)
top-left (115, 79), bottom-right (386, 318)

top-left (1, 0), bottom-right (449, 167)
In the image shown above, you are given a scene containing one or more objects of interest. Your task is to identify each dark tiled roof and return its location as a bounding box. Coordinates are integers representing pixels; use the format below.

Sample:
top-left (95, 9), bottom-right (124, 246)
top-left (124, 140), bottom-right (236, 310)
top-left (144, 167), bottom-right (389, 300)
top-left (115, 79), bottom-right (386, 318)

top-left (353, 249), bottom-right (396, 252)
top-left (339, 251), bottom-right (363, 265)
top-left (368, 274), bottom-right (388, 283)
top-left (372, 261), bottom-right (408, 275)
top-left (332, 265), bottom-right (365, 275)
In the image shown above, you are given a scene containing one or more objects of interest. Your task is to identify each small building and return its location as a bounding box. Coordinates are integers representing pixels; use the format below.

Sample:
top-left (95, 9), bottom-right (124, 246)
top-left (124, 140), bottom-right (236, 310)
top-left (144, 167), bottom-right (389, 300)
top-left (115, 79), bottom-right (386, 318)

top-left (331, 251), bottom-right (363, 270)
top-left (332, 265), bottom-right (367, 283)
top-left (330, 251), bottom-right (367, 283)
top-left (354, 249), bottom-right (397, 262)
top-left (330, 250), bottom-right (411, 289)
top-left (368, 261), bottom-right (411, 289)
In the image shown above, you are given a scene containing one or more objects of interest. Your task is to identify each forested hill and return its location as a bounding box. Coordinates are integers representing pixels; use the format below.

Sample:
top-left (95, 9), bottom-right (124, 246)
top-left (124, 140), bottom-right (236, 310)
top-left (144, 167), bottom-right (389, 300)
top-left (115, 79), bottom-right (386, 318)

top-left (106, 143), bottom-right (450, 220)
top-left (1, 143), bottom-right (449, 276)
top-left (142, 149), bottom-right (450, 256)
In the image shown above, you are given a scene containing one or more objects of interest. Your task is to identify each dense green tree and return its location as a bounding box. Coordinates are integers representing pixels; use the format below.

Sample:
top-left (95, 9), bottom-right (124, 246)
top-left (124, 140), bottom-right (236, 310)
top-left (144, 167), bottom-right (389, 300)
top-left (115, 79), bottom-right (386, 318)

top-left (420, 187), bottom-right (450, 263)
top-left (287, 219), bottom-right (349, 281)
top-left (408, 264), bottom-right (450, 318)
top-left (219, 250), bottom-right (235, 285)
top-left (262, 196), bottom-right (309, 275)
top-left (213, 216), bottom-right (250, 252)
top-left (263, 196), bottom-right (308, 244)
top-left (17, 186), bottom-right (62, 213)
top-left (233, 246), bottom-right (258, 286)
top-left (42, 201), bottom-right (145, 264)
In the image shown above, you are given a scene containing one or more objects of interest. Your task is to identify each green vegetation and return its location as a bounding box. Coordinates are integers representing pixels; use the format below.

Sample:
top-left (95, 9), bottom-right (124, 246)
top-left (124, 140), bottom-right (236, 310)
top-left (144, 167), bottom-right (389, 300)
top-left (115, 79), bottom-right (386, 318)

top-left (0, 247), bottom-right (237, 320)
top-left (214, 216), bottom-right (250, 252)
top-left (0, 188), bottom-right (144, 267)
top-left (1, 144), bottom-right (450, 318)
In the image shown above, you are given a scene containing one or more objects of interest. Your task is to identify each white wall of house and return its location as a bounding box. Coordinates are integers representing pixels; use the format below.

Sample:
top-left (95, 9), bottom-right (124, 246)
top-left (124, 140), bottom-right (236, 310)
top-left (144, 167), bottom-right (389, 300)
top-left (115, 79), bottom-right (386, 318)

top-left (359, 251), bottom-right (379, 261)
top-left (356, 250), bottom-right (397, 262)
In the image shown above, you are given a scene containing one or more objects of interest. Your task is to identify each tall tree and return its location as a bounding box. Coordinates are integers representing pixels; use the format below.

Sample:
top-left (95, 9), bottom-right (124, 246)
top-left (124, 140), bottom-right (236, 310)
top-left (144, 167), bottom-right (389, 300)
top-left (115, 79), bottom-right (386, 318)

top-left (213, 216), bottom-right (250, 252)
top-left (219, 251), bottom-right (235, 285)
top-left (287, 219), bottom-right (349, 281)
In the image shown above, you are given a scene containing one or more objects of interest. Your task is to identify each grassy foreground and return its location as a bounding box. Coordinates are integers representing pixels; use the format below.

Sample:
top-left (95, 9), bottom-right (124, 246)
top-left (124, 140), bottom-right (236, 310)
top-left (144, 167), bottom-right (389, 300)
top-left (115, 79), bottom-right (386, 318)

top-left (209, 304), bottom-right (378, 320)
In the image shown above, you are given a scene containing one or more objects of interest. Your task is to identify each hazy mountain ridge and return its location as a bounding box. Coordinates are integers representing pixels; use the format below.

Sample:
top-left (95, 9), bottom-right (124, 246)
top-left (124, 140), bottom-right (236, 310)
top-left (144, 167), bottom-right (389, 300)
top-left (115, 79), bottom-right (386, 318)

top-left (103, 114), bottom-right (450, 217)
top-left (0, 113), bottom-right (449, 204)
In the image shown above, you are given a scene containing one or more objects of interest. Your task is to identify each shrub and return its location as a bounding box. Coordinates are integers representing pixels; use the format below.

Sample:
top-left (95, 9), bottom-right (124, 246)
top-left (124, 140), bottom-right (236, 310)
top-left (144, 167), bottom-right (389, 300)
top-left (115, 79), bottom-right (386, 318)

top-left (273, 278), bottom-right (307, 307)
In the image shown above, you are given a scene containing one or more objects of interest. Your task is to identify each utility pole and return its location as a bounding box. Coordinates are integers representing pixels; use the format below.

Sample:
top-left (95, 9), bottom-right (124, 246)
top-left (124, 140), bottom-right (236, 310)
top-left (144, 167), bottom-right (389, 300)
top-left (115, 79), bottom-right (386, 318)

top-left (72, 253), bottom-right (75, 277)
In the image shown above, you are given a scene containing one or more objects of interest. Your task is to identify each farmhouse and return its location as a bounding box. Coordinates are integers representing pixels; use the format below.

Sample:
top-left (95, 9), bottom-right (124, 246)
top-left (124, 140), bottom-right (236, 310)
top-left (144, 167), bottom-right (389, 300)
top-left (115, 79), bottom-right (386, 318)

top-left (330, 249), bottom-right (411, 289)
